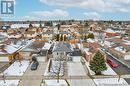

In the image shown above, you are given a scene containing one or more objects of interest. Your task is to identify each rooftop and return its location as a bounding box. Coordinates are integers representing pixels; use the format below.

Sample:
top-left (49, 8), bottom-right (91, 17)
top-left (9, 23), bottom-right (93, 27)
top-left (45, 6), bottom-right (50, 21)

top-left (53, 42), bottom-right (73, 52)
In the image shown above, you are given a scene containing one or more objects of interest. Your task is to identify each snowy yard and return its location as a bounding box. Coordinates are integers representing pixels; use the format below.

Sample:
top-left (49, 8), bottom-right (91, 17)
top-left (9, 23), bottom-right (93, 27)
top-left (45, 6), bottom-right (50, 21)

top-left (2, 60), bottom-right (29, 76)
top-left (68, 79), bottom-right (96, 86)
top-left (44, 60), bottom-right (64, 76)
top-left (43, 80), bottom-right (67, 86)
top-left (94, 78), bottom-right (129, 86)
top-left (0, 80), bottom-right (19, 86)
top-left (102, 64), bottom-right (117, 75)
top-left (68, 62), bottom-right (86, 76)
top-left (85, 62), bottom-right (117, 75)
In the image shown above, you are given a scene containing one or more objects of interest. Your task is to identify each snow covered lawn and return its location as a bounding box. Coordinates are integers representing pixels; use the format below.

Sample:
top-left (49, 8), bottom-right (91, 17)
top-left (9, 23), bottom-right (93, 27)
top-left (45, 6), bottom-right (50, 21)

top-left (85, 62), bottom-right (117, 75)
top-left (68, 62), bottom-right (86, 76)
top-left (102, 64), bottom-right (117, 75)
top-left (94, 78), bottom-right (129, 86)
top-left (44, 80), bottom-right (67, 86)
top-left (2, 60), bottom-right (29, 76)
top-left (0, 80), bottom-right (19, 86)
top-left (68, 79), bottom-right (96, 86)
top-left (44, 60), bottom-right (64, 76)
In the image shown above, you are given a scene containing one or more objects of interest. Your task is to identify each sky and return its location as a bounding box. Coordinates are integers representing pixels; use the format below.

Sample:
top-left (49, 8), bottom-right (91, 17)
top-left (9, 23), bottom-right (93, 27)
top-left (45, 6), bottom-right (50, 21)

top-left (1, 0), bottom-right (130, 21)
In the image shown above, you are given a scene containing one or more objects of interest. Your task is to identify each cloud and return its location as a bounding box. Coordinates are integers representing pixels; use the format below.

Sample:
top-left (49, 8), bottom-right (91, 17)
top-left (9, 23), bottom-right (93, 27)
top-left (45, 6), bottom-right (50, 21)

top-left (19, 9), bottom-right (69, 21)
top-left (19, 16), bottom-right (40, 21)
top-left (84, 12), bottom-right (101, 20)
top-left (40, 0), bottom-right (130, 13)
top-left (32, 9), bottom-right (69, 17)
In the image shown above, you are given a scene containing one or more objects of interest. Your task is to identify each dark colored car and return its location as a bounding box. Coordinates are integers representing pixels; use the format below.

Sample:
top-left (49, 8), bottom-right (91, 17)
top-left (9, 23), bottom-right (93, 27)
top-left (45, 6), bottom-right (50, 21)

top-left (107, 58), bottom-right (118, 68)
top-left (31, 61), bottom-right (39, 70)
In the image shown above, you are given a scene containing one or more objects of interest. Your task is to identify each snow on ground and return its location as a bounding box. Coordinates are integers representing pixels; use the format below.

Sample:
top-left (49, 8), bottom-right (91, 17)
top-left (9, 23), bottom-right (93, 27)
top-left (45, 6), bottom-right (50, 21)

top-left (87, 38), bottom-right (95, 43)
top-left (44, 80), bottom-right (67, 86)
top-left (68, 62), bottom-right (86, 76)
top-left (11, 24), bottom-right (29, 28)
top-left (2, 60), bottom-right (29, 76)
top-left (4, 45), bottom-right (18, 54)
top-left (115, 46), bottom-right (126, 53)
top-left (68, 79), bottom-right (96, 86)
top-left (42, 43), bottom-right (51, 50)
top-left (4, 40), bottom-right (32, 54)
top-left (0, 80), bottom-right (19, 86)
top-left (85, 62), bottom-right (95, 75)
top-left (85, 62), bottom-right (117, 75)
top-left (44, 60), bottom-right (64, 76)
top-left (102, 64), bottom-right (117, 75)
top-left (94, 78), bottom-right (129, 86)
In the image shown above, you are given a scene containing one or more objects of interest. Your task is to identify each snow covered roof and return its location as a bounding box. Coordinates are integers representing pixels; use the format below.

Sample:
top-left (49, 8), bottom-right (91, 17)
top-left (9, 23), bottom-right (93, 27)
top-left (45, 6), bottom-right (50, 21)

top-left (4, 45), bottom-right (18, 54)
top-left (105, 28), bottom-right (116, 33)
top-left (4, 40), bottom-right (32, 54)
top-left (11, 24), bottom-right (29, 28)
top-left (42, 43), bottom-right (51, 50)
top-left (87, 38), bottom-right (95, 43)
top-left (0, 34), bottom-right (6, 40)
top-left (53, 42), bottom-right (73, 52)
top-left (32, 24), bottom-right (40, 27)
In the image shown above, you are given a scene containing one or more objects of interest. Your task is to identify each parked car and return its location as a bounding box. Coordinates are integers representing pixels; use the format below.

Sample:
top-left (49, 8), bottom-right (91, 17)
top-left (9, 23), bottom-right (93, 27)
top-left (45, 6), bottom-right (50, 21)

top-left (31, 61), bottom-right (39, 70)
top-left (107, 58), bottom-right (118, 68)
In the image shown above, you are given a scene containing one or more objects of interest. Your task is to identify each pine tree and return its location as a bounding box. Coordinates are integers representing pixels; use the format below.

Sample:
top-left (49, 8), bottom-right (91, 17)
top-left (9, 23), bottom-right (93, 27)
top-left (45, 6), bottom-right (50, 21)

top-left (87, 33), bottom-right (94, 39)
top-left (89, 51), bottom-right (107, 75)
top-left (56, 34), bottom-right (60, 41)
top-left (60, 35), bottom-right (63, 41)
top-left (29, 23), bottom-right (33, 28)
top-left (64, 35), bottom-right (67, 41)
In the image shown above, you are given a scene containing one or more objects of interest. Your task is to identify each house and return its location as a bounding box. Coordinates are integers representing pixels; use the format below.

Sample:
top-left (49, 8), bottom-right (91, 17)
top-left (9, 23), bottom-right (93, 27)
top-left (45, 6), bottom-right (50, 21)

top-left (32, 50), bottom-right (48, 62)
top-left (42, 30), bottom-right (54, 41)
top-left (105, 28), bottom-right (120, 38)
top-left (0, 44), bottom-right (23, 62)
top-left (52, 42), bottom-right (73, 61)
top-left (0, 34), bottom-right (8, 43)
top-left (11, 24), bottom-right (29, 29)
top-left (7, 29), bottom-right (15, 34)
top-left (104, 38), bottom-right (130, 60)
top-left (24, 31), bottom-right (37, 38)
top-left (68, 48), bottom-right (82, 62)
top-left (19, 41), bottom-right (45, 60)
top-left (8, 32), bottom-right (22, 39)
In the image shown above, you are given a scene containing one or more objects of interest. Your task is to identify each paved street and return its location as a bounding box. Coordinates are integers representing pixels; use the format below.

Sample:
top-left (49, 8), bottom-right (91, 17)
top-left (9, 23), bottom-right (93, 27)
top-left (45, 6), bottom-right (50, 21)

top-left (101, 48), bottom-right (130, 75)
top-left (107, 54), bottom-right (130, 74)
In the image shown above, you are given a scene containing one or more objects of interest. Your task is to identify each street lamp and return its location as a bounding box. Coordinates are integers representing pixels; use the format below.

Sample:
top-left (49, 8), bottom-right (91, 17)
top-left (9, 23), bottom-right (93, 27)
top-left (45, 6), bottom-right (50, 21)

top-left (2, 73), bottom-right (6, 84)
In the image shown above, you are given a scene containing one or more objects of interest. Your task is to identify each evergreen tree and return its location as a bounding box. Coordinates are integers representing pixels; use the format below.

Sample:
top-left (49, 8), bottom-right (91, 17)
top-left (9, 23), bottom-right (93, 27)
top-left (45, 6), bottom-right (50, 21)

top-left (64, 35), bottom-right (67, 41)
top-left (56, 34), bottom-right (60, 41)
top-left (89, 51), bottom-right (107, 75)
top-left (29, 23), bottom-right (33, 28)
top-left (60, 35), bottom-right (63, 41)
top-left (87, 33), bottom-right (94, 39)
top-left (39, 22), bottom-right (42, 28)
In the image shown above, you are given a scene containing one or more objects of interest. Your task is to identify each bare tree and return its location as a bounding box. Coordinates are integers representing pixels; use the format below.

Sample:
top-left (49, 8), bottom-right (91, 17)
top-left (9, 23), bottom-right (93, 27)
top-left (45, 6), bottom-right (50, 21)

top-left (51, 61), bottom-right (62, 83)
top-left (48, 59), bottom-right (64, 83)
